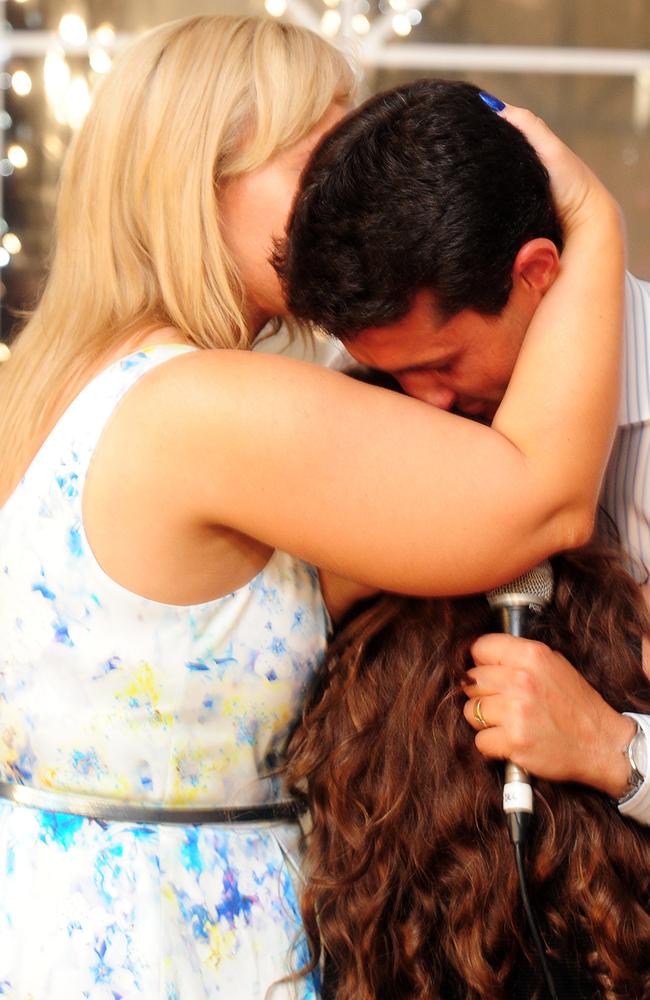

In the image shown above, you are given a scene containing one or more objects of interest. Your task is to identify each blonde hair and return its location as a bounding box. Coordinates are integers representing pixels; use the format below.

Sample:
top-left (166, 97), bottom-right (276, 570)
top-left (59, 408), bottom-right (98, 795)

top-left (0, 15), bottom-right (354, 497)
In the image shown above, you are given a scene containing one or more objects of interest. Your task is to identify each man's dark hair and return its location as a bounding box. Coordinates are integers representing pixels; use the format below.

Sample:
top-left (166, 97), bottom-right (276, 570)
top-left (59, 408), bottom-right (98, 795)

top-left (275, 79), bottom-right (563, 339)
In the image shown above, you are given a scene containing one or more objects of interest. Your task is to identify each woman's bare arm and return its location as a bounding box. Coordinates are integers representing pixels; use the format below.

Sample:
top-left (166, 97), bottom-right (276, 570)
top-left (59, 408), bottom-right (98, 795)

top-left (124, 317), bottom-right (615, 598)
top-left (492, 111), bottom-right (623, 544)
top-left (105, 110), bottom-right (623, 598)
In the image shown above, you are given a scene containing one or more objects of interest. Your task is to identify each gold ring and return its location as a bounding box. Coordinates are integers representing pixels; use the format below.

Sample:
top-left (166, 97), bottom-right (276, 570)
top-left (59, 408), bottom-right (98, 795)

top-left (473, 697), bottom-right (489, 729)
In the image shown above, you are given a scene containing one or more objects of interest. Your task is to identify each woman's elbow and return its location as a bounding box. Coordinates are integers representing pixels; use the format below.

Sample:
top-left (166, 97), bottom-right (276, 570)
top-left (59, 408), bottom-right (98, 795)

top-left (547, 502), bottom-right (596, 553)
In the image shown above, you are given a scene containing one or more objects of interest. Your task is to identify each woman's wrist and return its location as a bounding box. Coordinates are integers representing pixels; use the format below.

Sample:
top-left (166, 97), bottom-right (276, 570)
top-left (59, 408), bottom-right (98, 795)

top-left (563, 183), bottom-right (623, 242)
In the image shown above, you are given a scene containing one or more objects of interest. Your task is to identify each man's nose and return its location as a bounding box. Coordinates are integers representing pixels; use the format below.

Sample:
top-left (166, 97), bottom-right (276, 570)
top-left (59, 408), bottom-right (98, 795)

top-left (420, 385), bottom-right (457, 411)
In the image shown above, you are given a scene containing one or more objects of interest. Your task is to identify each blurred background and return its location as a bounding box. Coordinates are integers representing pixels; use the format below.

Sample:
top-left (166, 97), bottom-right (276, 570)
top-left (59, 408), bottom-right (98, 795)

top-left (1, 0), bottom-right (649, 341)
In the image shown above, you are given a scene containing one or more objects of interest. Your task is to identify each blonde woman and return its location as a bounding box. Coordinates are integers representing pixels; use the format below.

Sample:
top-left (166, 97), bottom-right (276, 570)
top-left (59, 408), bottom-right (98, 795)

top-left (0, 14), bottom-right (623, 1000)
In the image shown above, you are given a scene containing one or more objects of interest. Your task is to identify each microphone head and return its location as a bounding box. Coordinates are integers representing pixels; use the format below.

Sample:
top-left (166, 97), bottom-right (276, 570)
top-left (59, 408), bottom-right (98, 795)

top-left (486, 560), bottom-right (554, 612)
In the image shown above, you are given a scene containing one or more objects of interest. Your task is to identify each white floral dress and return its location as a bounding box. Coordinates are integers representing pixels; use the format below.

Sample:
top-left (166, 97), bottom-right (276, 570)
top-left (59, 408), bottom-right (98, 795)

top-left (0, 345), bottom-right (329, 999)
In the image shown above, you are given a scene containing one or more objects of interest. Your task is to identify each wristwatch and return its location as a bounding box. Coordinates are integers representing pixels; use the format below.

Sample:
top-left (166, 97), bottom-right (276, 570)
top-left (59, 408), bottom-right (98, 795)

top-left (618, 719), bottom-right (648, 804)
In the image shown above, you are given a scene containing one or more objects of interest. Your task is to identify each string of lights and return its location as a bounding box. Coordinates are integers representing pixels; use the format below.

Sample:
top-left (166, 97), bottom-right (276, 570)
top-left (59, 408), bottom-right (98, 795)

top-left (0, 2), bottom-right (648, 303)
top-left (263, 0), bottom-right (427, 41)
top-left (1, 4), bottom-right (115, 281)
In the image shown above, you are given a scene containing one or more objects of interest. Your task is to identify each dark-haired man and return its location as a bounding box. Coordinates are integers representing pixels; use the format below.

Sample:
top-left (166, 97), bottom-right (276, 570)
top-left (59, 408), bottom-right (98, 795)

top-left (276, 79), bottom-right (650, 825)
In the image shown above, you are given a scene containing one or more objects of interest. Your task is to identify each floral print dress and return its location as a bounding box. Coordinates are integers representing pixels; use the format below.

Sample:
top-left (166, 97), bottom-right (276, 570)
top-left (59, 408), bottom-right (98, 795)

top-left (0, 345), bottom-right (329, 999)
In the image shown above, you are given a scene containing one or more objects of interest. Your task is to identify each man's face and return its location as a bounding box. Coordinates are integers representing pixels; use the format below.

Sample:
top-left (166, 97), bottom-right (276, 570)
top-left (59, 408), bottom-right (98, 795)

top-left (342, 289), bottom-right (532, 422)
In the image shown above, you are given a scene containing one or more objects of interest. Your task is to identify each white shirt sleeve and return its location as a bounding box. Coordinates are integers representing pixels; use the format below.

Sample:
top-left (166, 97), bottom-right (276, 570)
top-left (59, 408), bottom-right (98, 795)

top-left (252, 321), bottom-right (352, 370)
top-left (618, 712), bottom-right (650, 825)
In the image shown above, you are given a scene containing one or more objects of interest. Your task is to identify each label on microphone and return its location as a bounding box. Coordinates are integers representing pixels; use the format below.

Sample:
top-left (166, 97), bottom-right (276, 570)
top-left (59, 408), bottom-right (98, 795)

top-left (503, 782), bottom-right (534, 814)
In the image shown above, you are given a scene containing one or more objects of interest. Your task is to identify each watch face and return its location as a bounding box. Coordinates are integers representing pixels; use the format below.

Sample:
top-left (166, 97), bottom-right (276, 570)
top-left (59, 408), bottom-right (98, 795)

top-left (632, 729), bottom-right (648, 778)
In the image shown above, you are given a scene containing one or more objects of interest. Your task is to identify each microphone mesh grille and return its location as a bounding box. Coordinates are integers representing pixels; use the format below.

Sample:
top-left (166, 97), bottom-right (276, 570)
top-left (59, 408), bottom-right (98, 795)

top-left (486, 560), bottom-right (554, 610)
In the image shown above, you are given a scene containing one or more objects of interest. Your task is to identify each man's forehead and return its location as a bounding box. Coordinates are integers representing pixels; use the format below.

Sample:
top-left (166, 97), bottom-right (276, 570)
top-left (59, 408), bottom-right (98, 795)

top-left (343, 291), bottom-right (453, 370)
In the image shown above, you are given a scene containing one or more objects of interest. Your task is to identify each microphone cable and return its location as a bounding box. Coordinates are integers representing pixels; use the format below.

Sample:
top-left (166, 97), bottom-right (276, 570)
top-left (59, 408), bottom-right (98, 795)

top-left (513, 836), bottom-right (560, 1000)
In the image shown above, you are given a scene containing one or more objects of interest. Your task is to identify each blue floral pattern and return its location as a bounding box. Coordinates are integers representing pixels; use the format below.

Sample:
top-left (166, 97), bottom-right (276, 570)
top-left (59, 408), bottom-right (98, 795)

top-left (0, 346), bottom-right (327, 998)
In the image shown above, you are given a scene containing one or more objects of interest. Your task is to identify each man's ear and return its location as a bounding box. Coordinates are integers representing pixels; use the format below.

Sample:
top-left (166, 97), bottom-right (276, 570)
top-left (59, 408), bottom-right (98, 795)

top-left (511, 238), bottom-right (561, 298)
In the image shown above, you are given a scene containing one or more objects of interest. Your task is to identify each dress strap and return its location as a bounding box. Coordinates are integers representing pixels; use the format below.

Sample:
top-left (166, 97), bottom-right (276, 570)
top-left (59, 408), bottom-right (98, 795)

top-left (34, 343), bottom-right (198, 497)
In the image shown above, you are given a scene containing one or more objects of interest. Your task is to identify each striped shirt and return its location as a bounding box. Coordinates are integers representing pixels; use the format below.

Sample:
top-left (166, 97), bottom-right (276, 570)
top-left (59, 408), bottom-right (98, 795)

top-left (601, 273), bottom-right (650, 579)
top-left (591, 273), bottom-right (650, 824)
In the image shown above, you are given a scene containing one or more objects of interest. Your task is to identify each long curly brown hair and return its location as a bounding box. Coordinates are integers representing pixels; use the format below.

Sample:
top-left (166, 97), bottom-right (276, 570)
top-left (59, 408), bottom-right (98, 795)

top-left (287, 545), bottom-right (650, 999)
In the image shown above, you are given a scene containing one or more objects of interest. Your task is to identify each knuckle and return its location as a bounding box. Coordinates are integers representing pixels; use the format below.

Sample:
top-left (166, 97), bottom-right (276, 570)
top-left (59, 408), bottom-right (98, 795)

top-left (471, 635), bottom-right (490, 656)
top-left (524, 638), bottom-right (546, 660)
top-left (510, 724), bottom-right (531, 753)
top-left (474, 731), bottom-right (492, 756)
top-left (520, 640), bottom-right (550, 672)
top-left (520, 107), bottom-right (546, 129)
top-left (463, 704), bottom-right (478, 728)
top-left (513, 667), bottom-right (536, 696)
top-left (514, 106), bottom-right (536, 125)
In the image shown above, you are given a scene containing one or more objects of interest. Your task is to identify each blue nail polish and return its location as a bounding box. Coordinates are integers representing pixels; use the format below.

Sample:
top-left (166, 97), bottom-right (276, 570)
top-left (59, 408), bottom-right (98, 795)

top-left (479, 91), bottom-right (506, 113)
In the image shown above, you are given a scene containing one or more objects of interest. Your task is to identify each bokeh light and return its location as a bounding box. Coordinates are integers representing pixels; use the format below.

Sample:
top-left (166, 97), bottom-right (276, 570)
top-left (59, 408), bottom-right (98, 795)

top-left (321, 9), bottom-right (341, 36)
top-left (11, 71), bottom-right (33, 97)
top-left (392, 13), bottom-right (412, 36)
top-left (352, 13), bottom-right (371, 34)
top-left (7, 145), bottom-right (28, 169)
top-left (2, 234), bottom-right (22, 256)
top-left (264, 0), bottom-right (287, 16)
top-left (94, 23), bottom-right (116, 47)
top-left (89, 46), bottom-right (112, 74)
top-left (58, 14), bottom-right (88, 47)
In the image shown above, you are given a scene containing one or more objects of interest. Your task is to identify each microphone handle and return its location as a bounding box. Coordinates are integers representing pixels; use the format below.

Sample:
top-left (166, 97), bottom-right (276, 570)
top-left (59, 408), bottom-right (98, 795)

top-left (495, 605), bottom-right (534, 845)
top-left (496, 604), bottom-right (529, 638)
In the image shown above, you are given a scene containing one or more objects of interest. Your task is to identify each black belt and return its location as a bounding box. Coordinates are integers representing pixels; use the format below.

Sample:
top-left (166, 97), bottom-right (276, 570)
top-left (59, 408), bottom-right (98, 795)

top-left (0, 780), bottom-right (302, 826)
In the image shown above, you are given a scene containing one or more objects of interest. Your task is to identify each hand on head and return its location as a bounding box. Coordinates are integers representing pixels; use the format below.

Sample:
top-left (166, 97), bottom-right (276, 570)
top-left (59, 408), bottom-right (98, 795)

top-left (487, 98), bottom-right (617, 231)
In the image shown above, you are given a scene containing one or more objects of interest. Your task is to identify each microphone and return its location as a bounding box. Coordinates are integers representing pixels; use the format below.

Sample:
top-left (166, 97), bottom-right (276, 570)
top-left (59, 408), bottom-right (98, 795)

top-left (486, 561), bottom-right (554, 844)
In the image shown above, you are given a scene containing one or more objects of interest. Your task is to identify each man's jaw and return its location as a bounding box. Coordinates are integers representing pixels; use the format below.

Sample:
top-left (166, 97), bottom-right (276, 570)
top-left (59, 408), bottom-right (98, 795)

top-left (451, 400), bottom-right (499, 424)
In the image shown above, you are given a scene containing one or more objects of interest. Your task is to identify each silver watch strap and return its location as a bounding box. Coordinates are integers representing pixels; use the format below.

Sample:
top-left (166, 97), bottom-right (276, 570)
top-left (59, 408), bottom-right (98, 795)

top-left (618, 719), bottom-right (646, 804)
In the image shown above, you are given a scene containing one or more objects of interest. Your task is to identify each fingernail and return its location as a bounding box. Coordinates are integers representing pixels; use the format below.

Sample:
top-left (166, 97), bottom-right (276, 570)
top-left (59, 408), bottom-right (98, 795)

top-left (479, 91), bottom-right (506, 113)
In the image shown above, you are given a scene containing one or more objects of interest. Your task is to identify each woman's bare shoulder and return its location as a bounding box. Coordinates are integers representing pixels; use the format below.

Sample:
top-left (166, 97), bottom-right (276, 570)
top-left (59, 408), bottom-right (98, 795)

top-left (128, 345), bottom-right (350, 413)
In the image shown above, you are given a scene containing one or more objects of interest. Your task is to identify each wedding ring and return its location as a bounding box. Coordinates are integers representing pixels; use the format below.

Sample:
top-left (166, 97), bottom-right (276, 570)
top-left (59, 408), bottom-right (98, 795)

top-left (473, 697), bottom-right (489, 729)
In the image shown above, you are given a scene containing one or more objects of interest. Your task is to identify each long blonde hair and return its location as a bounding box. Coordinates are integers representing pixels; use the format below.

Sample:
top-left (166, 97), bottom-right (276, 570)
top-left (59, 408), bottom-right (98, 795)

top-left (0, 15), bottom-right (354, 498)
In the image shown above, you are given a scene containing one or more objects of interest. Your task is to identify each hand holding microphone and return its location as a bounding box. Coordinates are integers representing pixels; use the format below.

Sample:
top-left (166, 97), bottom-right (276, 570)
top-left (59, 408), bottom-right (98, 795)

top-left (462, 564), bottom-right (634, 806)
top-left (461, 562), bottom-right (636, 1000)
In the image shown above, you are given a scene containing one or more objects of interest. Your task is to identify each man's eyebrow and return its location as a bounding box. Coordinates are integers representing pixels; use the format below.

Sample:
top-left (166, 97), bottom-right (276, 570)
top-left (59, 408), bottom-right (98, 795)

top-left (390, 353), bottom-right (457, 376)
